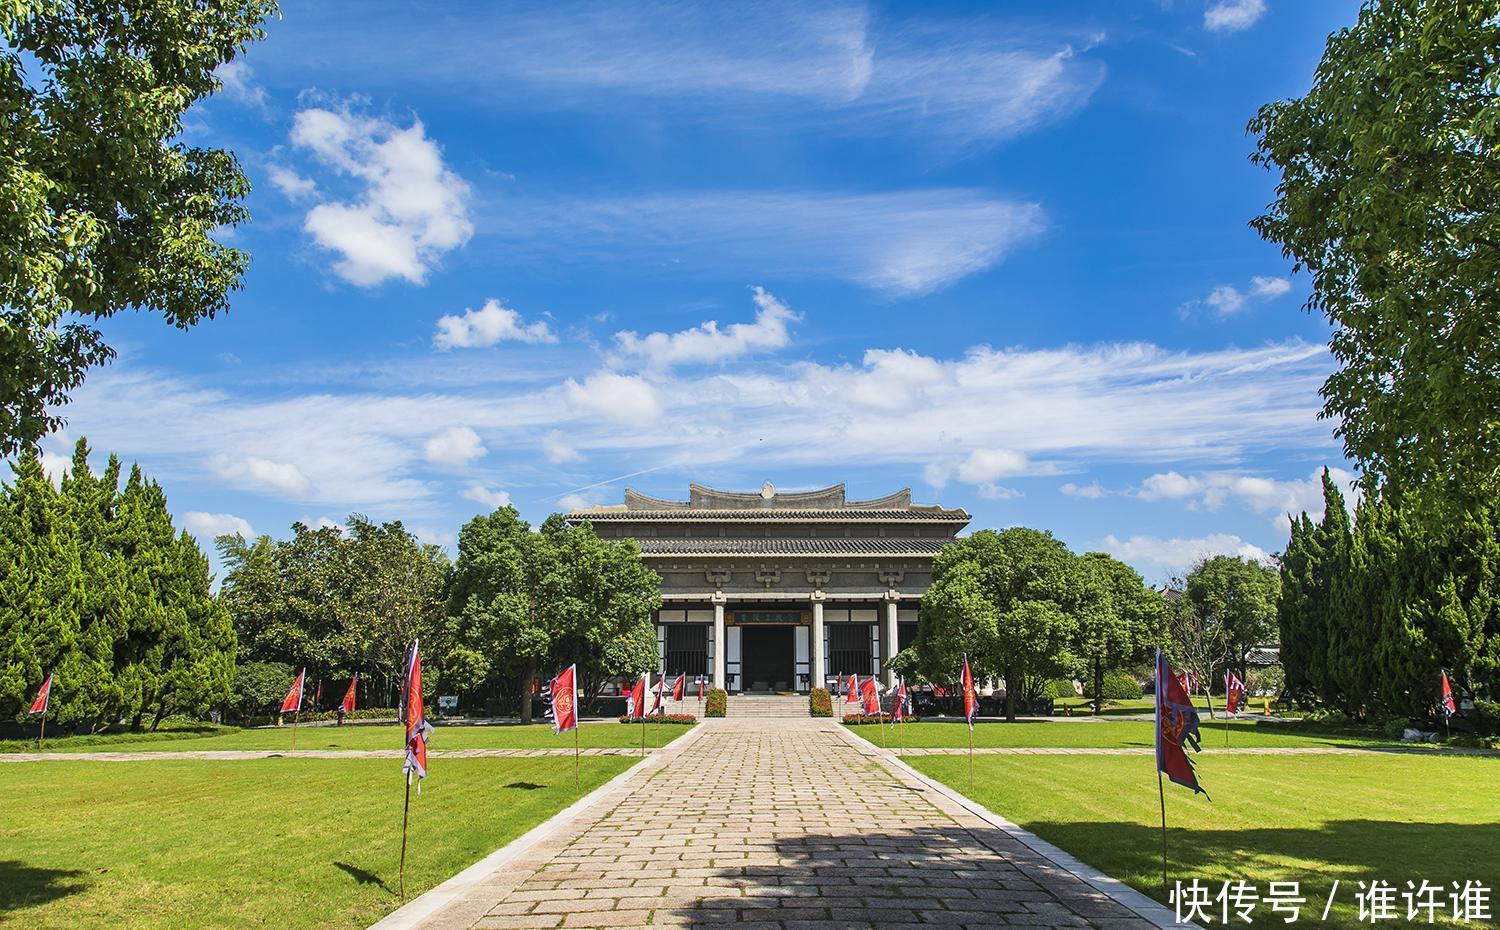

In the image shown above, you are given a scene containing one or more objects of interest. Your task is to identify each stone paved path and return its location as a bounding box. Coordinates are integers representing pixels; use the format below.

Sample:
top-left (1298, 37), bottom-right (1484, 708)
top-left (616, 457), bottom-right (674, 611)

top-left (401, 717), bottom-right (1167, 930)
top-left (0, 747), bottom-right (655, 763)
top-left (888, 745), bottom-right (1500, 757)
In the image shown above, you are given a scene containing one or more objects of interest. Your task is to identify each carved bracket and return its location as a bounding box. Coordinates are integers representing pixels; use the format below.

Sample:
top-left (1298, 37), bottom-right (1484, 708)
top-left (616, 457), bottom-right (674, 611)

top-left (879, 568), bottom-right (905, 586)
top-left (805, 568), bottom-right (830, 587)
top-left (705, 567), bottom-right (731, 587)
top-left (755, 568), bottom-right (781, 587)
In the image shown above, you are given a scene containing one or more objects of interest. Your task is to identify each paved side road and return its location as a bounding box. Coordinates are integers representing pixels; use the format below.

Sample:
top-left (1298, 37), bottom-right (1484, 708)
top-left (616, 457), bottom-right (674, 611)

top-left (393, 717), bottom-right (1176, 930)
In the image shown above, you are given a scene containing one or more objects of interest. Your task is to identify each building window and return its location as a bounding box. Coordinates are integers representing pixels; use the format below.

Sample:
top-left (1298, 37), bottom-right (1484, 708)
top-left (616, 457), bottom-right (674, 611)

top-left (664, 625), bottom-right (708, 677)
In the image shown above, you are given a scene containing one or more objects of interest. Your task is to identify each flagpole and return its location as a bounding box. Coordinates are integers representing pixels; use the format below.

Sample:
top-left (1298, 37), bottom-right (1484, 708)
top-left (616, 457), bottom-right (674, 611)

top-left (574, 722), bottom-right (580, 793)
top-left (291, 708), bottom-right (300, 752)
top-left (1156, 765), bottom-right (1168, 896)
top-left (967, 722), bottom-right (973, 794)
top-left (398, 775), bottom-right (412, 899)
top-left (37, 712), bottom-right (45, 753)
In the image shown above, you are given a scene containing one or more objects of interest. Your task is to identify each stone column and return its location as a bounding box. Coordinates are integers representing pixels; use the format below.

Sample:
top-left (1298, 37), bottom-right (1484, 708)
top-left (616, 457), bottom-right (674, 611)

top-left (883, 599), bottom-right (899, 688)
top-left (811, 598), bottom-right (825, 691)
top-left (712, 600), bottom-right (726, 691)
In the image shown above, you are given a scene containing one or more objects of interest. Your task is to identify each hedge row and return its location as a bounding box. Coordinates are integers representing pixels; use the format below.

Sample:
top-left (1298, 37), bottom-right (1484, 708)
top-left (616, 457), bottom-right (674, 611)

top-left (617, 714), bottom-right (697, 724)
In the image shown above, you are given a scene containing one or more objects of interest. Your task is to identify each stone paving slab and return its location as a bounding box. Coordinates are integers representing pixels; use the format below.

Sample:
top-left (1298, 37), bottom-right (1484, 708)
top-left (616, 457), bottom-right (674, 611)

top-left (386, 717), bottom-right (1188, 930)
top-left (884, 745), bottom-right (1500, 757)
top-left (0, 747), bottom-right (657, 763)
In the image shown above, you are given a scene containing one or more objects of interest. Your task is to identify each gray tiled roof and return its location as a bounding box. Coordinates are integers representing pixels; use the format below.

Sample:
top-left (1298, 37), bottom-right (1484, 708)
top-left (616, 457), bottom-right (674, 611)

top-left (571, 508), bottom-right (970, 523)
top-left (634, 537), bottom-right (951, 557)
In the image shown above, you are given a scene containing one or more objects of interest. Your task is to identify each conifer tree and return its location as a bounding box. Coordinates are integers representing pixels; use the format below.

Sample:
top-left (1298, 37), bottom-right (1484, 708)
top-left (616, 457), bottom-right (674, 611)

top-left (58, 440), bottom-right (127, 727)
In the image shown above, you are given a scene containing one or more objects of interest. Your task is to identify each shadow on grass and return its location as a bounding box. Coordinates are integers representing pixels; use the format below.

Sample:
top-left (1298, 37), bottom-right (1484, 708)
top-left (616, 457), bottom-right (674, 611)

top-left (333, 861), bottom-right (393, 894)
top-left (0, 860), bottom-right (88, 912)
top-left (503, 781), bottom-right (546, 790)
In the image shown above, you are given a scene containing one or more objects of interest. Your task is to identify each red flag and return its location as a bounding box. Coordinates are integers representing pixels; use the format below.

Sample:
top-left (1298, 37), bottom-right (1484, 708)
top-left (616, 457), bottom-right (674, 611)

top-left (314, 679), bottom-right (323, 708)
top-left (341, 676), bottom-right (358, 714)
top-left (961, 654), bottom-right (978, 731)
top-left (671, 673), bottom-right (685, 702)
top-left (891, 678), bottom-right (908, 724)
top-left (402, 641), bottom-right (432, 785)
top-left (27, 673), bottom-right (51, 715)
top-left (1225, 670), bottom-right (1245, 715)
top-left (625, 677), bottom-right (646, 719)
top-left (550, 664), bottom-right (578, 734)
top-left (650, 675), bottom-right (665, 715)
top-left (1156, 650), bottom-right (1208, 796)
top-left (279, 668), bottom-right (305, 714)
top-left (1441, 670), bottom-right (1457, 718)
top-left (697, 675), bottom-right (706, 699)
top-left (845, 673), bottom-right (859, 704)
top-left (860, 677), bottom-right (881, 716)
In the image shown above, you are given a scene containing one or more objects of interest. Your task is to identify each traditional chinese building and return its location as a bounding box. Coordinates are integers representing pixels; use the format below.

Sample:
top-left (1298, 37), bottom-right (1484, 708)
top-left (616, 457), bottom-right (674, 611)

top-left (566, 483), bottom-right (969, 693)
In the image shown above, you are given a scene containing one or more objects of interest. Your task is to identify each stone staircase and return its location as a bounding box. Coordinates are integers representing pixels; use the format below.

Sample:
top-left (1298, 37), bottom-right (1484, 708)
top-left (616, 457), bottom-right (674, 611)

top-left (725, 693), bottom-right (810, 717)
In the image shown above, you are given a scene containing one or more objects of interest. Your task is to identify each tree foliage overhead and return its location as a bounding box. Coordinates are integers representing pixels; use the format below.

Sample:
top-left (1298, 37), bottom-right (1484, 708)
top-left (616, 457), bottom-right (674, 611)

top-left (0, 0), bottom-right (277, 455)
top-left (0, 439), bottom-right (231, 727)
top-left (1249, 0), bottom-right (1500, 509)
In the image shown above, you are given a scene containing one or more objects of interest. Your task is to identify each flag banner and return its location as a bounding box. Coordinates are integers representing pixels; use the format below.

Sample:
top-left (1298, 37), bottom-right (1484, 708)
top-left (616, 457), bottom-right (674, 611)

top-left (402, 641), bottom-right (433, 786)
top-left (341, 676), bottom-right (358, 714)
top-left (650, 675), bottom-right (665, 715)
top-left (671, 673), bottom-right (685, 702)
top-left (1441, 670), bottom-right (1457, 718)
top-left (891, 678), bottom-right (908, 725)
top-left (314, 680), bottom-right (323, 709)
top-left (961, 654), bottom-right (978, 731)
top-left (550, 664), bottom-right (579, 734)
top-left (696, 675), bottom-right (706, 699)
top-left (625, 677), bottom-right (646, 719)
top-left (1225, 671), bottom-right (1245, 715)
top-left (27, 673), bottom-right (52, 715)
top-left (860, 677), bottom-right (881, 716)
top-left (280, 668), bottom-right (305, 714)
top-left (845, 673), bottom-right (859, 704)
top-left (1156, 650), bottom-right (1208, 796)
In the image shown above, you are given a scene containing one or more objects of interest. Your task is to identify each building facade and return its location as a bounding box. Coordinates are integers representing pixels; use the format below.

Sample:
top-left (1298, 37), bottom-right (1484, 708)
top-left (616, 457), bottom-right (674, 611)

top-left (567, 483), bottom-right (970, 693)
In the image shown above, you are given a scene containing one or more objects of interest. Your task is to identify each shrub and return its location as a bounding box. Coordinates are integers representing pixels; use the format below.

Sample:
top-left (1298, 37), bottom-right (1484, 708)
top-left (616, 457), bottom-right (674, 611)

top-left (705, 688), bottom-right (727, 717)
top-left (617, 714), bottom-right (696, 724)
top-left (241, 706), bottom-right (397, 728)
top-left (1247, 664), bottom-right (1285, 697)
top-left (843, 714), bottom-right (922, 726)
top-left (1047, 678), bottom-right (1080, 698)
top-left (1473, 700), bottom-right (1499, 738)
top-left (809, 688), bottom-right (832, 717)
top-left (1098, 671), bottom-right (1142, 700)
top-left (227, 661), bottom-right (294, 721)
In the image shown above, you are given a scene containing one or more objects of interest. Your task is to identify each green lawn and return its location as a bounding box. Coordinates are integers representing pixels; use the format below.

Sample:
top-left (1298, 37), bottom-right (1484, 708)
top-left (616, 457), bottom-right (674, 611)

top-left (27, 719), bottom-right (692, 754)
top-left (910, 753), bottom-right (1499, 929)
top-left (848, 718), bottom-right (1394, 750)
top-left (0, 755), bottom-right (633, 930)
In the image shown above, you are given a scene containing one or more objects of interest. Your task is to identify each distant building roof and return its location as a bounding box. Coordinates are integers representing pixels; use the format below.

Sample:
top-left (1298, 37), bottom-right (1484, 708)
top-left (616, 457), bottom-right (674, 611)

top-left (567, 482), bottom-right (970, 523)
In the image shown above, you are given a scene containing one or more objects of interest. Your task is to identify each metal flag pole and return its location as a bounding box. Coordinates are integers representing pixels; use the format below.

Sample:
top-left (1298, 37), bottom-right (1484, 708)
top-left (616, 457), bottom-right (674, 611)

top-left (291, 706), bottom-right (300, 752)
top-left (398, 775), bottom-right (412, 899)
top-left (1157, 764), bottom-right (1169, 896)
top-left (574, 722), bottom-right (580, 793)
top-left (37, 711), bottom-right (46, 753)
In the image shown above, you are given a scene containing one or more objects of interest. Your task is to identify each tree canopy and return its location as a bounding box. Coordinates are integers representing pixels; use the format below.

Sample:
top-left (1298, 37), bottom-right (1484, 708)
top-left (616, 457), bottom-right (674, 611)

top-left (1249, 0), bottom-right (1500, 511)
top-left (0, 0), bottom-right (276, 455)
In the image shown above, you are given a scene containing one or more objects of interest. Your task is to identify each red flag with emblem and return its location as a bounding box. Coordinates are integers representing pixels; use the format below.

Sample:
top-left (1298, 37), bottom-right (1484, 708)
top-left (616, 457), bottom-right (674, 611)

top-left (891, 678), bottom-right (908, 724)
top-left (550, 664), bottom-right (578, 734)
top-left (1441, 670), bottom-right (1457, 718)
top-left (650, 675), bottom-right (665, 714)
top-left (671, 673), bottom-right (685, 702)
top-left (279, 668), bottom-right (305, 714)
top-left (1156, 650), bottom-right (1207, 796)
top-left (401, 641), bottom-right (432, 785)
top-left (27, 673), bottom-right (51, 715)
top-left (845, 673), bottom-right (859, 704)
top-left (625, 676), bottom-right (646, 719)
top-left (341, 675), bottom-right (358, 714)
top-left (860, 677), bottom-right (881, 716)
top-left (961, 654), bottom-right (978, 731)
top-left (1225, 670), bottom-right (1245, 715)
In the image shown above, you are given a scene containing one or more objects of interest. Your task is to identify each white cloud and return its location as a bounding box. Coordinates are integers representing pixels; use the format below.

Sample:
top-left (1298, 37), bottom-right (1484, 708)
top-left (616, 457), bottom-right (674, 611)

top-left (977, 483), bottom-right (1022, 500)
top-left (434, 299), bottom-right (557, 350)
top-left (461, 483), bottom-right (512, 508)
top-left (216, 59), bottom-right (268, 109)
top-left (557, 493), bottom-right (596, 511)
top-left (956, 449), bottom-right (1031, 484)
top-left (1205, 0), bottom-right (1268, 32)
top-left (1183, 274), bottom-right (1293, 319)
top-left (210, 454), bottom-right (313, 497)
top-left (485, 189), bottom-right (1045, 296)
top-left (1101, 532), bottom-right (1273, 579)
top-left (565, 372), bottom-right (663, 422)
top-left (424, 427), bottom-right (486, 467)
top-left (412, 526), bottom-right (455, 547)
top-left (1135, 467), bottom-right (1359, 525)
top-left (614, 287), bottom-right (799, 368)
top-left (1060, 481), bottom-right (1107, 499)
top-left (182, 511), bottom-right (255, 540)
top-left (289, 104), bottom-right (472, 287)
top-left (268, 165), bottom-right (317, 201)
top-left (304, 515), bottom-right (345, 532)
top-left (541, 430), bottom-right (582, 464)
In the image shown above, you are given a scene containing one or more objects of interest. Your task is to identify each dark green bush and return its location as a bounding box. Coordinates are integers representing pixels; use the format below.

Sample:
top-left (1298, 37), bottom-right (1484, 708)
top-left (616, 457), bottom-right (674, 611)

top-left (1047, 678), bottom-right (1080, 698)
top-left (809, 687), bottom-right (832, 717)
top-left (1098, 671), bottom-right (1142, 700)
top-left (705, 688), bottom-right (727, 717)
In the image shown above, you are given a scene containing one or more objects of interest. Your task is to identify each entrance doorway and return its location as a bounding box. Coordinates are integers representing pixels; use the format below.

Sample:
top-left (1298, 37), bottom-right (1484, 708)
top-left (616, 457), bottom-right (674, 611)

top-left (740, 626), bottom-right (794, 692)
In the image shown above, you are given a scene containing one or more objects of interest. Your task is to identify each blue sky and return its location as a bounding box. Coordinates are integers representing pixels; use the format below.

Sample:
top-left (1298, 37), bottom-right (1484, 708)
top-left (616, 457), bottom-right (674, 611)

top-left (48, 0), bottom-right (1364, 582)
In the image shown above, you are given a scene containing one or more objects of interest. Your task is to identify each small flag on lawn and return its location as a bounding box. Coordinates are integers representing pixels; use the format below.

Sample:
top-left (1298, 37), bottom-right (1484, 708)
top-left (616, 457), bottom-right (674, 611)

top-left (1441, 670), bottom-right (1457, 718)
top-left (696, 674), bottom-right (706, 699)
top-left (961, 654), bottom-right (978, 731)
top-left (401, 641), bottom-right (432, 787)
top-left (1225, 670), bottom-right (1245, 715)
top-left (650, 675), bottom-right (665, 715)
top-left (1155, 650), bottom-right (1207, 796)
top-left (891, 678), bottom-right (908, 725)
top-left (860, 677), bottom-right (881, 716)
top-left (845, 673), bottom-right (859, 705)
top-left (314, 679), bottom-right (323, 709)
top-left (27, 673), bottom-right (51, 715)
top-left (549, 664), bottom-right (578, 734)
top-left (280, 668), bottom-right (305, 714)
top-left (671, 673), bottom-right (685, 702)
top-left (341, 676), bottom-right (358, 714)
top-left (625, 676), bottom-right (646, 719)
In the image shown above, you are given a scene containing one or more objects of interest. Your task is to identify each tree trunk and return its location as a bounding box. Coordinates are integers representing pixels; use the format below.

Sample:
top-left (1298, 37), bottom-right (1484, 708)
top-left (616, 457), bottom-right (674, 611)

top-left (519, 660), bottom-right (536, 724)
top-left (1004, 666), bottom-right (1017, 721)
top-left (1093, 659), bottom-right (1104, 716)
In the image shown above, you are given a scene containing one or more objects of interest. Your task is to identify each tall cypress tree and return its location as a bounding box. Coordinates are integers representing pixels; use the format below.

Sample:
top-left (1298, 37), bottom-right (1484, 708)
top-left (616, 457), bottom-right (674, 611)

top-left (1310, 469), bottom-right (1352, 709)
top-left (1277, 512), bottom-right (1317, 703)
top-left (59, 440), bottom-right (128, 728)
